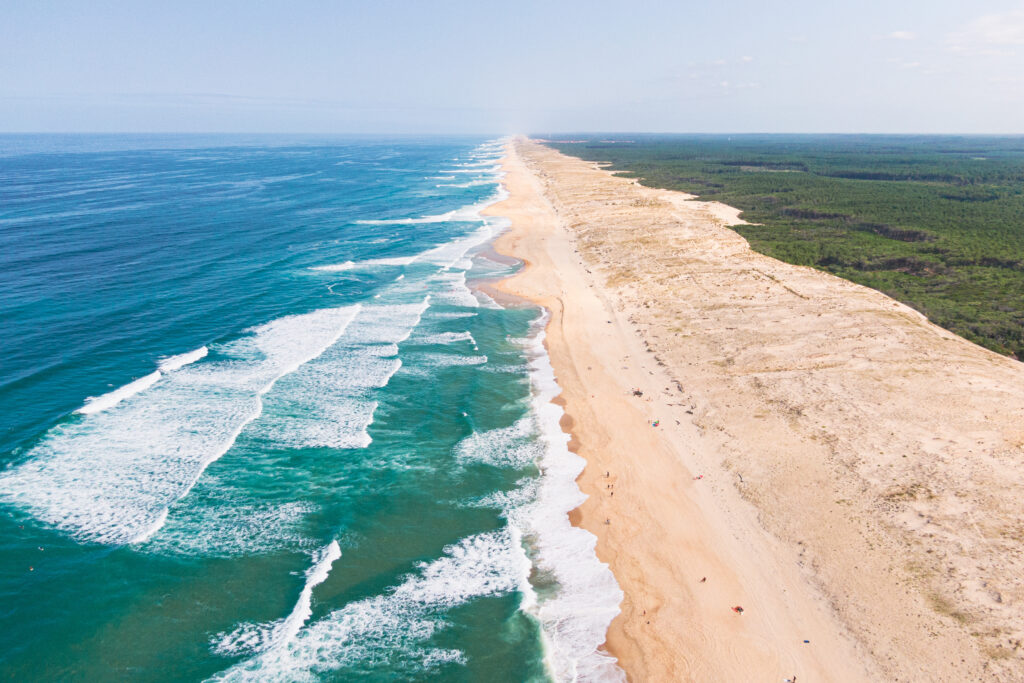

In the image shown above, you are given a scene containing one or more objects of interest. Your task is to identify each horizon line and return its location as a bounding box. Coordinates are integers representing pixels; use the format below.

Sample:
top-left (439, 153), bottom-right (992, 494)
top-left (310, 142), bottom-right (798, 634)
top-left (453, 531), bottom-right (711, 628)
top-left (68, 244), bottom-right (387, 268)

top-left (3, 130), bottom-right (1024, 137)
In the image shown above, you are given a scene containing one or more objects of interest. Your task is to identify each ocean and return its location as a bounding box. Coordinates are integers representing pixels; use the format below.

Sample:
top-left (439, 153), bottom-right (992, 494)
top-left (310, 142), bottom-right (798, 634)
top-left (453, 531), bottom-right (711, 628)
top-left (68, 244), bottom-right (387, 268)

top-left (0, 135), bottom-right (623, 681)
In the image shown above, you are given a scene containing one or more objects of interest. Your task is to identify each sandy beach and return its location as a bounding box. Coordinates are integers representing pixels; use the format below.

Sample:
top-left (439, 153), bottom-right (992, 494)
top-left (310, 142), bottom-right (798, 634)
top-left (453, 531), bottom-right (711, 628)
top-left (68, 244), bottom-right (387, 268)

top-left (485, 138), bottom-right (1024, 681)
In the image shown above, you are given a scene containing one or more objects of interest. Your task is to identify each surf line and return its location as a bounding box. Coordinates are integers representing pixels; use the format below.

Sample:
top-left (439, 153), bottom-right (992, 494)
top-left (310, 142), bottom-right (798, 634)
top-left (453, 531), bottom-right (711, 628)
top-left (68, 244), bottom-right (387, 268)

top-left (129, 307), bottom-right (362, 545)
top-left (76, 346), bottom-right (210, 415)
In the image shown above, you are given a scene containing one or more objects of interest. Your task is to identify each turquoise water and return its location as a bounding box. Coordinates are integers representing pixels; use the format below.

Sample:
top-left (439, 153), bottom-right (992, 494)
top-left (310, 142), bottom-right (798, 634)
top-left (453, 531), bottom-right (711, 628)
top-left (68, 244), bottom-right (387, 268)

top-left (0, 136), bottom-right (622, 681)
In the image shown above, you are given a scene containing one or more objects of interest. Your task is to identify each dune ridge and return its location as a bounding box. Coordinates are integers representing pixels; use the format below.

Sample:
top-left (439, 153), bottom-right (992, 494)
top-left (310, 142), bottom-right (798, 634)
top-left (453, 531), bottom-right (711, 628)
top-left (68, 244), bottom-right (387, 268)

top-left (487, 138), bottom-right (1024, 681)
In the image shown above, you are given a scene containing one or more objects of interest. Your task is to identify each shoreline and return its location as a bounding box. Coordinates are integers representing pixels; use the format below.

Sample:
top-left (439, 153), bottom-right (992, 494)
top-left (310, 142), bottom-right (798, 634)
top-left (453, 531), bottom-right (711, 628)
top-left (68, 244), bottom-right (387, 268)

top-left (485, 138), bottom-right (1024, 681)
top-left (483, 141), bottom-right (872, 680)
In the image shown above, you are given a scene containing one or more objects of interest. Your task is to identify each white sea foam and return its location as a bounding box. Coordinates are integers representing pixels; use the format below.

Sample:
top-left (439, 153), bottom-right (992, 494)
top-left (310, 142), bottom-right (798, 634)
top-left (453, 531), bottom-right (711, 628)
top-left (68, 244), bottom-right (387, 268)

top-left (413, 353), bottom-right (487, 368)
top-left (213, 541), bottom-right (341, 657)
top-left (146, 497), bottom-right (314, 557)
top-left (315, 223), bottom-right (490, 276)
top-left (454, 159), bottom-right (502, 168)
top-left (312, 256), bottom-right (417, 272)
top-left (252, 300), bottom-right (429, 450)
top-left (432, 192), bottom-right (624, 678)
top-left (76, 371), bottom-right (162, 414)
top-left (441, 313), bottom-right (627, 681)
top-left (210, 531), bottom-right (523, 681)
top-left (412, 331), bottom-right (477, 348)
top-left (320, 177), bottom-right (507, 288)
top-left (0, 306), bottom-right (361, 545)
top-left (315, 260), bottom-right (355, 271)
top-left (453, 417), bottom-right (542, 468)
top-left (75, 346), bottom-right (210, 414)
top-left (418, 223), bottom-right (496, 270)
top-left (511, 313), bottom-right (626, 682)
top-left (429, 270), bottom-right (480, 308)
top-left (353, 211), bottom-right (469, 226)
top-left (465, 477), bottom-right (540, 510)
top-left (352, 177), bottom-right (505, 229)
top-left (440, 166), bottom-right (502, 174)
top-left (437, 179), bottom-right (494, 188)
top-left (474, 288), bottom-right (503, 310)
top-left (353, 205), bottom-right (490, 226)
top-left (159, 346), bottom-right (209, 372)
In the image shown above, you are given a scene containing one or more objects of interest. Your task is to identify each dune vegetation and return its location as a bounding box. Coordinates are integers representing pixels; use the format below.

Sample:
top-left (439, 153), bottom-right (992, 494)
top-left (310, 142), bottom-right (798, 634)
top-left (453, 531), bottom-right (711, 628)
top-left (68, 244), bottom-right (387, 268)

top-left (548, 135), bottom-right (1024, 358)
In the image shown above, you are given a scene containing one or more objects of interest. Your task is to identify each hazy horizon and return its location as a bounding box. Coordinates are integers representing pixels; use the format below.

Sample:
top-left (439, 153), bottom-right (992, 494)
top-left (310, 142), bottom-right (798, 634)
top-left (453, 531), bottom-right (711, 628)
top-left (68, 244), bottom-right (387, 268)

top-left (3, 0), bottom-right (1024, 134)
top-left (5, 131), bottom-right (1024, 137)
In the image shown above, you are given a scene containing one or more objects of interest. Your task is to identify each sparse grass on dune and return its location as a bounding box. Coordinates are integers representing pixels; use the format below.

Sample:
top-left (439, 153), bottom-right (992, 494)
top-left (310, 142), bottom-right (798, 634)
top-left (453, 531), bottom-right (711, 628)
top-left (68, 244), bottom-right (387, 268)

top-left (547, 134), bottom-right (1024, 358)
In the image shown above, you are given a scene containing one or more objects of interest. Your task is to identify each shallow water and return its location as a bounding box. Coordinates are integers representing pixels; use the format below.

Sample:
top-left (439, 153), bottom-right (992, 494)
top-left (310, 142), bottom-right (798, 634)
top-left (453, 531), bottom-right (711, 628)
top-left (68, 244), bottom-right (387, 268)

top-left (0, 135), bottom-right (621, 681)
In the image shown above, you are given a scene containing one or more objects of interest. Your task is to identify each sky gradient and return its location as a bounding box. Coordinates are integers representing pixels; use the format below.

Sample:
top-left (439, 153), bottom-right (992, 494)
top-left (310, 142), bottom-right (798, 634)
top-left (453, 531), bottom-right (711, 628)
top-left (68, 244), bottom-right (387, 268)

top-left (2, 0), bottom-right (1024, 133)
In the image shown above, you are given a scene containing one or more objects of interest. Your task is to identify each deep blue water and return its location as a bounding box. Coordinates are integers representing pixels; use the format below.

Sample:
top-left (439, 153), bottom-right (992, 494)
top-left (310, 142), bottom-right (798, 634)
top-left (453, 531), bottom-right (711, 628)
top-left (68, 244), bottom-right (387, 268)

top-left (0, 136), bottom-right (621, 681)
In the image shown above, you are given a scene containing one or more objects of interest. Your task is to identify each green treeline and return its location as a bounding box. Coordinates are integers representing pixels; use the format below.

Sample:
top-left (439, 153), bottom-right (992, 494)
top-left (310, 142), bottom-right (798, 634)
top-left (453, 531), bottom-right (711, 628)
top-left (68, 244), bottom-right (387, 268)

top-left (547, 135), bottom-right (1024, 358)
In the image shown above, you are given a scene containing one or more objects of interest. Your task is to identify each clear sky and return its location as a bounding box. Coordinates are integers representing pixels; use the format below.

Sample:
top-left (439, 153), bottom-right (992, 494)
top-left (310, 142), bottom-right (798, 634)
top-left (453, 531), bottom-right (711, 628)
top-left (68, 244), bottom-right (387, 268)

top-left (2, 0), bottom-right (1023, 133)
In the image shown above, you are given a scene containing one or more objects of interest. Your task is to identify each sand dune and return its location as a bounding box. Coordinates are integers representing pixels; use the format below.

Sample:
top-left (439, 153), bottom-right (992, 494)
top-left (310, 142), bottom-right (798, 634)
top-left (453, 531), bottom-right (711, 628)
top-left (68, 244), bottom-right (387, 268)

top-left (486, 138), bottom-right (1024, 681)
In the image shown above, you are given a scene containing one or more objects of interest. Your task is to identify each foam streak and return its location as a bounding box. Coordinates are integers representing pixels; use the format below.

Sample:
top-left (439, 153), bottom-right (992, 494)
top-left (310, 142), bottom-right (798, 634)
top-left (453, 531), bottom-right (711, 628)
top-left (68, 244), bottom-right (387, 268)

top-left (0, 306), bottom-right (361, 545)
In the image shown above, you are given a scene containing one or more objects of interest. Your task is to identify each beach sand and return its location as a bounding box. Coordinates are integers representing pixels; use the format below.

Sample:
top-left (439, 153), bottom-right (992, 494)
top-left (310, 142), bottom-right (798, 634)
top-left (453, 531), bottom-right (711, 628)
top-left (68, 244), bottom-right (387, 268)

top-left (485, 138), bottom-right (1024, 681)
